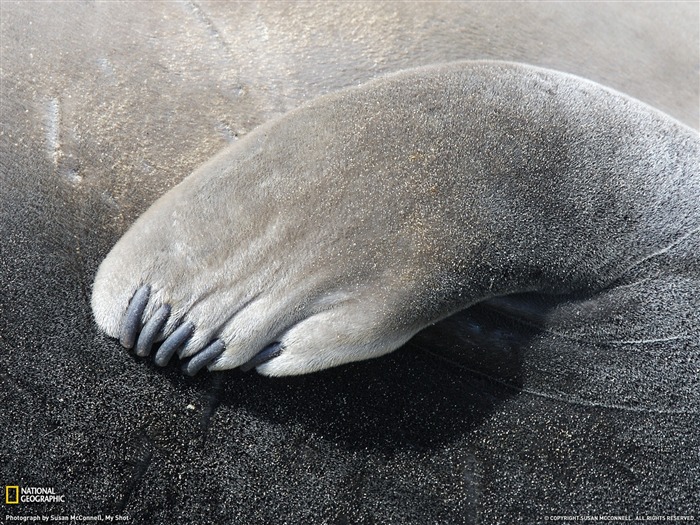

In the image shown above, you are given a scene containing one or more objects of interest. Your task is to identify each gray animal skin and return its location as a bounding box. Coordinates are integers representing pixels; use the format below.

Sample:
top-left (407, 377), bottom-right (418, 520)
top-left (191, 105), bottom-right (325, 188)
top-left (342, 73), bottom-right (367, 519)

top-left (2, 2), bottom-right (700, 523)
top-left (92, 61), bottom-right (700, 377)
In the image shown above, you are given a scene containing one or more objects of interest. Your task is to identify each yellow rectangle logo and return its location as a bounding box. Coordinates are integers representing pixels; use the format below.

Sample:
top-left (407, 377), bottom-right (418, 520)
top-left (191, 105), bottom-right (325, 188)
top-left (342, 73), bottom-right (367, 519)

top-left (5, 485), bottom-right (19, 504)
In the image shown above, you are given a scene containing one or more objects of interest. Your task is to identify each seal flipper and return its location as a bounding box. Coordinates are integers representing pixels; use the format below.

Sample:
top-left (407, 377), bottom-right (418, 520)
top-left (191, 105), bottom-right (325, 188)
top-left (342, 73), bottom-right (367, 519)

top-left (92, 62), bottom-right (699, 378)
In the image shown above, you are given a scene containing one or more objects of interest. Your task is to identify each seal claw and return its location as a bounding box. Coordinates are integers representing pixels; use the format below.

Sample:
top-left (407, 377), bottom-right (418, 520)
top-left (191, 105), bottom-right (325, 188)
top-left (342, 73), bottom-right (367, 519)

top-left (240, 342), bottom-right (283, 372)
top-left (119, 285), bottom-right (150, 349)
top-left (182, 339), bottom-right (225, 376)
top-left (135, 304), bottom-right (171, 357)
top-left (154, 322), bottom-right (194, 367)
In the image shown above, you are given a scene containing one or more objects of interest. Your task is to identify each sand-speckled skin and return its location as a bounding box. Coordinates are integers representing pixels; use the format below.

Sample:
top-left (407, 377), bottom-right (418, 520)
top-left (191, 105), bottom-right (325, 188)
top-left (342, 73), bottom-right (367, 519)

top-left (92, 62), bottom-right (700, 376)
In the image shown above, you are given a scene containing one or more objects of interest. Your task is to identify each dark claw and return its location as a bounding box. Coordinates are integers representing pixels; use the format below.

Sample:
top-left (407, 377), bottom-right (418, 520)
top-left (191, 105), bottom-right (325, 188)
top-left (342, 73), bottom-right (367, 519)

top-left (182, 339), bottom-right (225, 376)
top-left (240, 342), bottom-right (283, 372)
top-left (154, 322), bottom-right (194, 367)
top-left (135, 304), bottom-right (171, 357)
top-left (119, 285), bottom-right (151, 349)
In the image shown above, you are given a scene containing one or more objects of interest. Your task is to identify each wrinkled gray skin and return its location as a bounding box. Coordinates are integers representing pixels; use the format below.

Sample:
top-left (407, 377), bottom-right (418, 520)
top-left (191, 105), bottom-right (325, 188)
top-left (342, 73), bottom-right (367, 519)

top-left (2, 2), bottom-right (699, 523)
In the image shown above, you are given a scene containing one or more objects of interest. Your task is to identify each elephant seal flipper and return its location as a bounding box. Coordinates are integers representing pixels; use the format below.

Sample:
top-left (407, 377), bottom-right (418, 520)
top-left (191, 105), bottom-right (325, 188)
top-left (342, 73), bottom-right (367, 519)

top-left (91, 61), bottom-right (700, 377)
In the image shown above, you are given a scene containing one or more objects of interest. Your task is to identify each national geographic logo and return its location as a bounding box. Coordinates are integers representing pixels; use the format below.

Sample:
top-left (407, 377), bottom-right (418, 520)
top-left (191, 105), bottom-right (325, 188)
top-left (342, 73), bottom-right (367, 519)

top-left (5, 486), bottom-right (66, 504)
top-left (5, 486), bottom-right (18, 504)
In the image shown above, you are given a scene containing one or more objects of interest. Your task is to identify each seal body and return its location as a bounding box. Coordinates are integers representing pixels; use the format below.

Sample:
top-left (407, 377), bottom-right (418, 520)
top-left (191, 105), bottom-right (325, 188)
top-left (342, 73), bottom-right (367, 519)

top-left (91, 61), bottom-right (700, 376)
